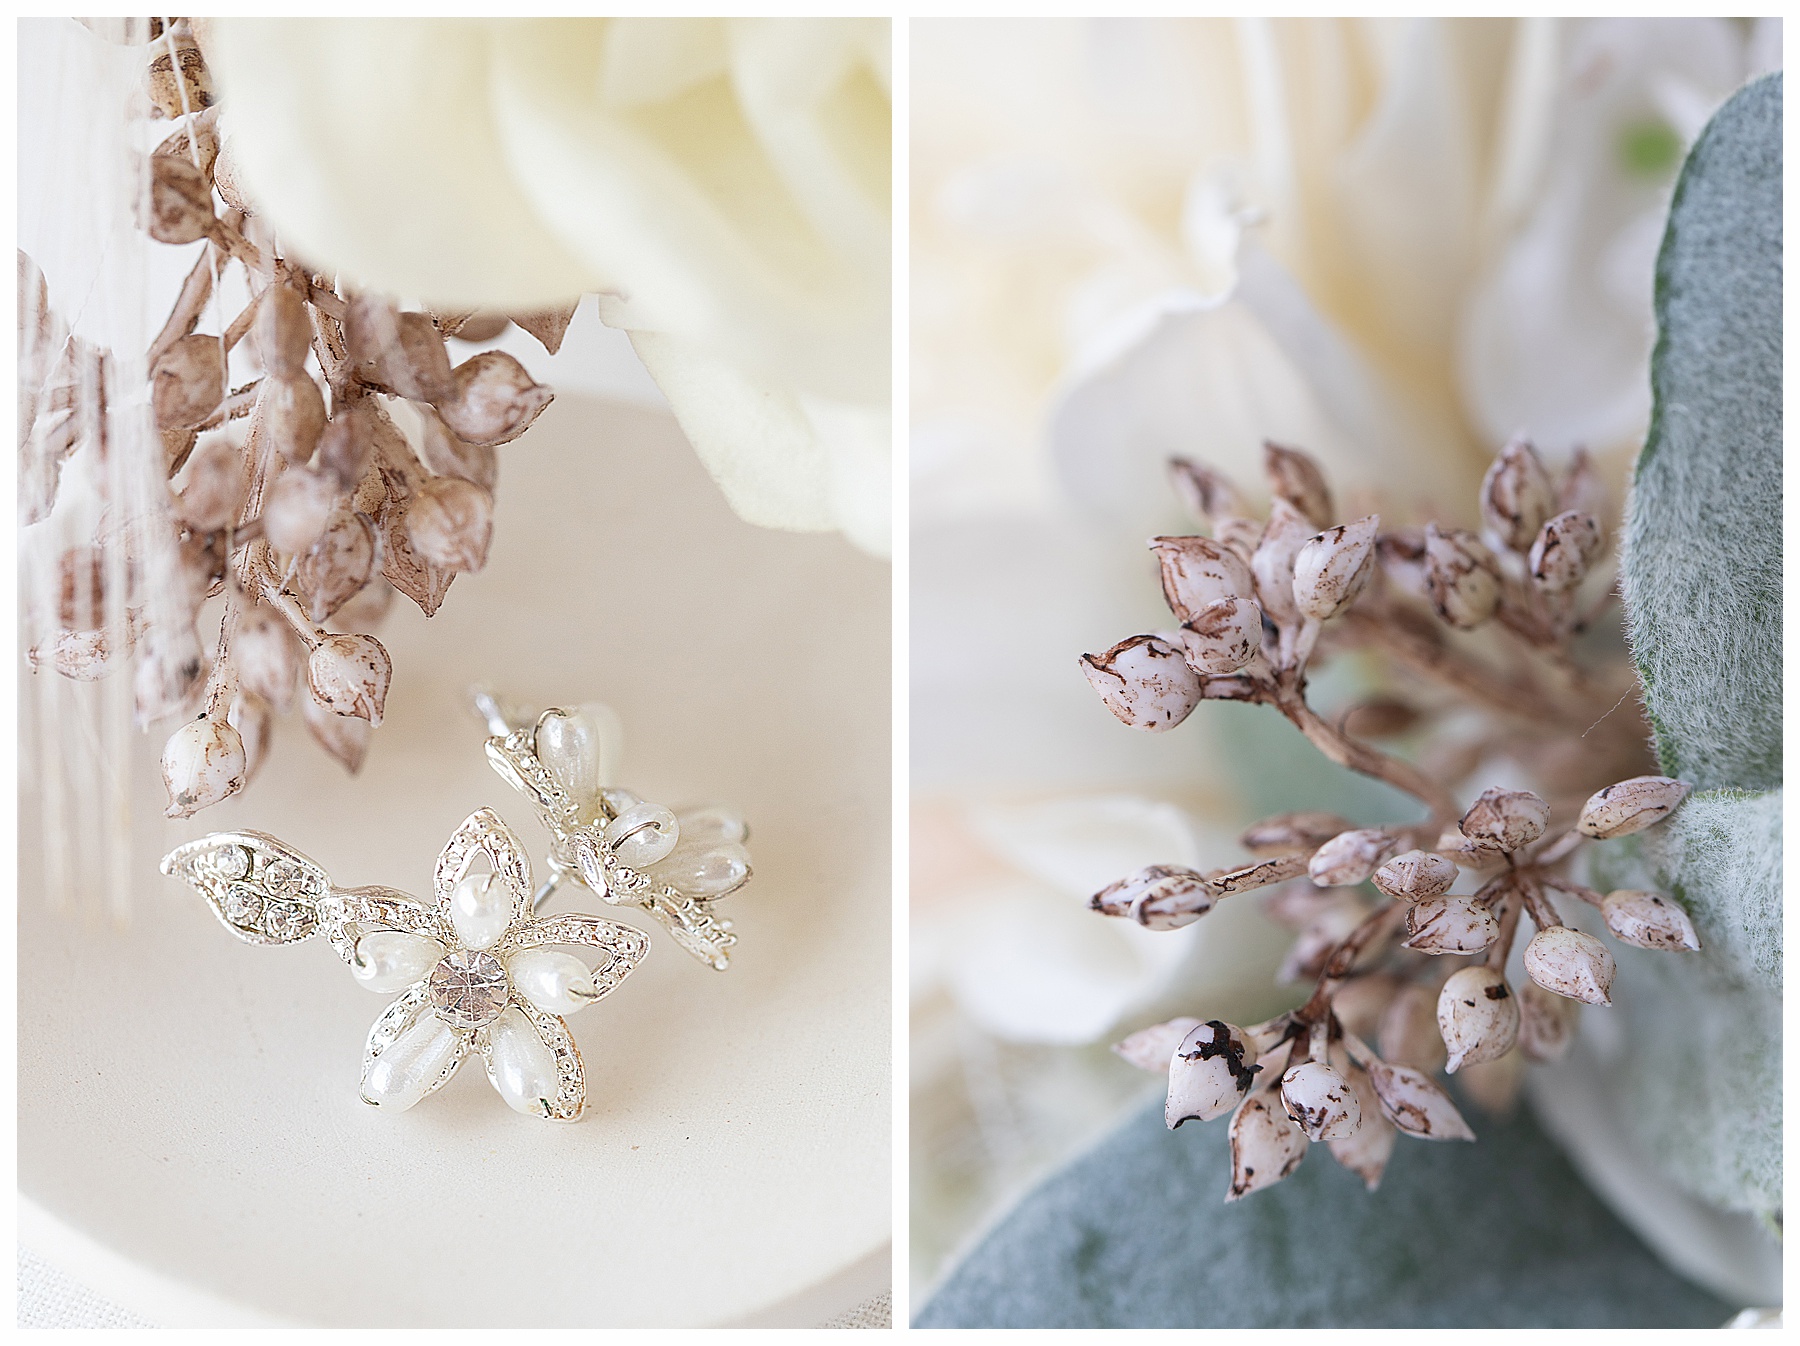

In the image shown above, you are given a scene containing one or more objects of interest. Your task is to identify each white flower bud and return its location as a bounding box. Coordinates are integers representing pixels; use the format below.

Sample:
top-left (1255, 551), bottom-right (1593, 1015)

top-left (1601, 890), bottom-right (1701, 952)
top-left (1079, 635), bottom-right (1203, 732)
top-left (1524, 926), bottom-right (1616, 1006)
top-left (1378, 982), bottom-right (1448, 1074)
top-left (233, 603), bottom-right (303, 712)
top-left (1241, 811), bottom-right (1352, 857)
top-left (1226, 1091), bottom-right (1307, 1201)
top-left (1327, 1063), bottom-right (1395, 1191)
top-left (1373, 849), bottom-right (1458, 900)
top-left (1292, 515), bottom-right (1379, 621)
top-left (1402, 896), bottom-right (1500, 955)
top-left (261, 463), bottom-right (341, 556)
top-left (1149, 535), bottom-right (1254, 622)
top-left (1167, 456), bottom-right (1244, 525)
top-left (260, 371), bottom-right (328, 465)
top-left (174, 436), bottom-right (247, 532)
top-left (1576, 775), bottom-right (1691, 839)
top-left (1363, 1057), bottom-right (1475, 1141)
top-left (1308, 828), bottom-right (1398, 887)
top-left (1263, 441), bottom-right (1333, 528)
top-left (1458, 787), bottom-right (1549, 853)
top-left (1436, 965), bottom-right (1520, 1072)
top-left (1517, 979), bottom-right (1580, 1062)
top-left (161, 715), bottom-right (246, 818)
top-left (1480, 436), bottom-right (1556, 553)
top-left (151, 333), bottom-right (224, 431)
top-left (1250, 498), bottom-right (1312, 627)
top-left (437, 351), bottom-right (553, 445)
top-left (1167, 1020), bottom-right (1261, 1126)
top-left (1423, 524), bottom-right (1501, 628)
top-left (1529, 510), bottom-right (1604, 593)
top-left (1113, 1017), bottom-right (1202, 1074)
top-left (1089, 864), bottom-right (1216, 930)
top-left (139, 153), bottom-right (214, 245)
top-left (306, 633), bottom-right (392, 726)
top-left (1280, 1060), bottom-right (1361, 1140)
top-left (255, 282), bottom-right (313, 379)
top-left (302, 688), bottom-right (370, 773)
top-left (405, 477), bottom-right (494, 574)
top-left (1178, 596), bottom-right (1262, 674)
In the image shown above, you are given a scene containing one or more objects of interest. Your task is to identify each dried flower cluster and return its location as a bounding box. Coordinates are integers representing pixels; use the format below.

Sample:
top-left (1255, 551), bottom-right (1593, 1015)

top-left (1085, 439), bottom-right (1701, 1201)
top-left (20, 21), bottom-right (574, 820)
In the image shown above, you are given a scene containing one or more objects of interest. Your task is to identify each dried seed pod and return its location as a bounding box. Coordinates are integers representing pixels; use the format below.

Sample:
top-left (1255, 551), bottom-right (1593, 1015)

top-left (1260, 879), bottom-right (1345, 931)
top-left (1436, 965), bottom-right (1519, 1073)
top-left (173, 436), bottom-right (247, 531)
top-left (228, 690), bottom-right (273, 784)
top-left (1601, 890), bottom-right (1701, 952)
top-left (1251, 499), bottom-right (1313, 627)
top-left (1557, 445), bottom-right (1605, 519)
top-left (1226, 1090), bottom-right (1308, 1201)
top-left (1529, 510), bottom-right (1603, 593)
top-left (1423, 524), bottom-right (1501, 628)
top-left (448, 312), bottom-right (511, 343)
top-left (261, 463), bottom-right (341, 555)
top-left (1523, 926), bottom-right (1616, 1006)
top-left (1178, 596), bottom-right (1262, 674)
top-left (1436, 828), bottom-right (1505, 870)
top-left (1241, 811), bottom-right (1352, 857)
top-left (1079, 635), bottom-right (1203, 732)
top-left (161, 715), bottom-right (245, 818)
top-left (330, 575), bottom-right (395, 631)
top-left (255, 282), bottom-right (314, 379)
top-left (213, 137), bottom-right (250, 214)
top-left (262, 373), bottom-right (328, 466)
top-left (1280, 1060), bottom-right (1361, 1141)
top-left (152, 106), bottom-right (219, 179)
top-left (28, 627), bottom-right (128, 681)
top-left (1457, 1047), bottom-right (1525, 1116)
top-left (1375, 527), bottom-right (1429, 596)
top-left (132, 625), bottom-right (206, 728)
top-left (1150, 535), bottom-right (1254, 622)
top-left (1403, 896), bottom-right (1500, 955)
top-left (295, 507), bottom-right (379, 622)
top-left (1480, 437), bottom-right (1556, 553)
top-left (1263, 441), bottom-right (1333, 528)
top-left (1373, 850), bottom-right (1457, 900)
top-left (232, 603), bottom-right (304, 712)
top-left (1576, 775), bottom-right (1691, 839)
top-left (1212, 852), bottom-right (1311, 895)
top-left (1458, 786), bottom-right (1549, 853)
top-left (1167, 1021), bottom-right (1261, 1126)
top-left (1308, 828), bottom-right (1398, 888)
top-left (1089, 864), bottom-right (1216, 929)
top-left (145, 31), bottom-right (213, 118)
top-left (1214, 516), bottom-right (1265, 565)
top-left (1327, 1064), bottom-right (1395, 1191)
top-left (416, 405), bottom-right (498, 490)
top-left (1378, 982), bottom-right (1449, 1074)
top-left (347, 298), bottom-right (455, 404)
top-left (1342, 697), bottom-right (1422, 742)
top-left (302, 687), bottom-right (370, 773)
top-left (1167, 457), bottom-right (1244, 525)
top-left (405, 476), bottom-right (494, 574)
top-left (436, 351), bottom-right (553, 445)
top-left (139, 153), bottom-right (214, 244)
top-left (317, 402), bottom-right (376, 492)
top-left (1363, 1057), bottom-right (1475, 1141)
top-left (1517, 979), bottom-right (1580, 1062)
top-left (1292, 515), bottom-right (1379, 622)
top-left (151, 334), bottom-right (225, 430)
top-left (307, 633), bottom-right (392, 726)
top-left (377, 494), bottom-right (454, 617)
top-left (1114, 1017), bottom-right (1203, 1074)
top-left (1278, 900), bottom-right (1368, 983)
top-left (513, 300), bottom-right (579, 356)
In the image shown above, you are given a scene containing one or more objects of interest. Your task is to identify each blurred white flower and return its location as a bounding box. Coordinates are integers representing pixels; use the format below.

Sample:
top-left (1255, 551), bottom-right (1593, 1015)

top-left (204, 18), bottom-right (891, 555)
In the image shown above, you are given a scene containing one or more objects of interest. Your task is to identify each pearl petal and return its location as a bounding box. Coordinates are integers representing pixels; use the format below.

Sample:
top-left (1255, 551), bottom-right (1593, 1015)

top-left (655, 841), bottom-right (750, 897)
top-left (533, 704), bottom-right (622, 804)
top-left (675, 805), bottom-right (747, 847)
top-left (605, 801), bottom-right (678, 868)
top-left (351, 932), bottom-right (444, 992)
top-left (487, 1007), bottom-right (562, 1117)
top-left (450, 871), bottom-right (512, 950)
top-left (508, 948), bottom-right (606, 1015)
top-left (362, 1012), bottom-right (460, 1110)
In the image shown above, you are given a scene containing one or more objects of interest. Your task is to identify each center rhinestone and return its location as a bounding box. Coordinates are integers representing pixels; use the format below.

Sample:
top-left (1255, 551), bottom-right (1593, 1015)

top-left (428, 948), bottom-right (510, 1030)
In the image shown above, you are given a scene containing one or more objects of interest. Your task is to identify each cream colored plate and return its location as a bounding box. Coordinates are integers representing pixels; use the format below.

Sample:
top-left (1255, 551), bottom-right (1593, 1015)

top-left (19, 396), bottom-right (891, 1327)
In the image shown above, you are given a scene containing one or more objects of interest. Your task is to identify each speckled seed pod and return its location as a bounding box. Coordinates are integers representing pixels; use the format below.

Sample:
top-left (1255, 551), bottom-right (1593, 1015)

top-left (301, 688), bottom-right (371, 773)
top-left (1402, 896), bottom-right (1500, 955)
top-left (307, 633), bottom-right (392, 726)
top-left (1263, 441), bottom-right (1333, 528)
top-left (1528, 510), bottom-right (1604, 593)
top-left (1375, 527), bottom-right (1428, 596)
top-left (255, 283), bottom-right (314, 379)
top-left (514, 301), bottom-right (580, 356)
top-left (294, 508), bottom-right (379, 622)
top-left (1601, 890), bottom-right (1701, 951)
top-left (1226, 1091), bottom-right (1308, 1201)
top-left (1480, 437), bottom-right (1557, 553)
top-left (1167, 457), bottom-right (1244, 525)
top-left (1458, 787), bottom-right (1549, 853)
top-left (1214, 516), bottom-right (1265, 566)
top-left (1373, 849), bottom-right (1458, 900)
top-left (1363, 1058), bottom-right (1475, 1141)
top-left (1423, 524), bottom-right (1501, 629)
top-left (436, 351), bottom-right (553, 445)
top-left (1278, 900), bottom-right (1368, 984)
top-left (151, 334), bottom-right (225, 430)
top-left (140, 153), bottom-right (214, 244)
top-left (347, 298), bottom-right (454, 404)
top-left (173, 436), bottom-right (247, 531)
top-left (260, 372), bottom-right (328, 465)
top-left (1308, 828), bottom-right (1398, 888)
top-left (1178, 596), bottom-right (1262, 674)
top-left (1149, 535), bottom-right (1254, 622)
top-left (1241, 811), bottom-right (1352, 857)
top-left (161, 715), bottom-right (245, 818)
top-left (1517, 979), bottom-right (1580, 1062)
top-left (1435, 828), bottom-right (1506, 870)
top-left (1251, 498), bottom-right (1313, 627)
top-left (405, 476), bottom-right (494, 574)
top-left (1327, 1063), bottom-right (1395, 1191)
top-left (1167, 1020), bottom-right (1261, 1126)
top-left (152, 107), bottom-right (219, 179)
top-left (1079, 635), bottom-right (1203, 732)
top-left (1280, 1060), bottom-right (1361, 1140)
top-left (1577, 775), bottom-right (1691, 839)
top-left (447, 312), bottom-right (512, 343)
top-left (416, 405), bottom-right (498, 490)
top-left (232, 603), bottom-right (303, 712)
top-left (1379, 982), bottom-right (1449, 1074)
top-left (1523, 926), bottom-right (1615, 1006)
top-left (1113, 1017), bottom-right (1202, 1074)
top-left (1326, 972), bottom-right (1398, 1041)
top-left (145, 31), bottom-right (213, 118)
top-left (261, 464), bottom-right (341, 556)
top-left (228, 691), bottom-right (273, 784)
top-left (316, 402), bottom-right (376, 491)
top-left (1436, 966), bottom-right (1519, 1072)
top-left (213, 138), bottom-right (251, 214)
top-left (1089, 864), bottom-right (1216, 929)
top-left (1292, 515), bottom-right (1380, 622)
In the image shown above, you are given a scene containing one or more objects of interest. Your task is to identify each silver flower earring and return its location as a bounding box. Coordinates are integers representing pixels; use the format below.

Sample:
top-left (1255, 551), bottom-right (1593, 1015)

top-left (160, 692), bottom-right (753, 1121)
